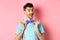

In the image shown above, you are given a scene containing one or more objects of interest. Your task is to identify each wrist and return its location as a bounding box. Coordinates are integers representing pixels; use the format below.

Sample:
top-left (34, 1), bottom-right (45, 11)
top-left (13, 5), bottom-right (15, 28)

top-left (22, 28), bottom-right (25, 31)
top-left (35, 28), bottom-right (39, 32)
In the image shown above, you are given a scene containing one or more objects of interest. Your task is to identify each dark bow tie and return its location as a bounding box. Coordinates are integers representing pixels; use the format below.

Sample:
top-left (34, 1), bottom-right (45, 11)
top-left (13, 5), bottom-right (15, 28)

top-left (26, 20), bottom-right (35, 24)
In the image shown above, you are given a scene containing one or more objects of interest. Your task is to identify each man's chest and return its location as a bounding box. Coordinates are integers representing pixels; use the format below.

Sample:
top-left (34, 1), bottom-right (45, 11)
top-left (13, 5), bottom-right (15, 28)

top-left (24, 23), bottom-right (36, 35)
top-left (23, 23), bottom-right (38, 40)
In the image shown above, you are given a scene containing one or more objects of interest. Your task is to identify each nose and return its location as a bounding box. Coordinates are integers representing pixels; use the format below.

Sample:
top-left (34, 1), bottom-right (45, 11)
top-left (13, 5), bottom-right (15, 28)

top-left (30, 11), bottom-right (33, 14)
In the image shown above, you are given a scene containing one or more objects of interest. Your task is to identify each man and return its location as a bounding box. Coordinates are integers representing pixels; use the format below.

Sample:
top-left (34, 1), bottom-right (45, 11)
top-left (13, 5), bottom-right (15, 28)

top-left (15, 3), bottom-right (45, 40)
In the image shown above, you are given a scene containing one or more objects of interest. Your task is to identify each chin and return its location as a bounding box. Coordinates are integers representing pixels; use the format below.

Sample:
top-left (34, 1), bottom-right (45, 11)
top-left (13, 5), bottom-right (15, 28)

top-left (30, 17), bottom-right (33, 19)
top-left (28, 16), bottom-right (33, 19)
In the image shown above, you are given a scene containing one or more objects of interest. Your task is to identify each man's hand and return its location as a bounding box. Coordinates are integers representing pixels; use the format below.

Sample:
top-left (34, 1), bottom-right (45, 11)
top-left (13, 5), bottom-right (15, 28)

top-left (33, 21), bottom-right (40, 31)
top-left (15, 20), bottom-right (26, 40)
top-left (20, 21), bottom-right (26, 31)
top-left (33, 21), bottom-right (45, 40)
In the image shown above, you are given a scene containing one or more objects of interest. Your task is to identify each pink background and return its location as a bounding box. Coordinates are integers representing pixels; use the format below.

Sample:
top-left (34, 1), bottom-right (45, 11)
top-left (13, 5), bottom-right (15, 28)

top-left (0, 0), bottom-right (60, 40)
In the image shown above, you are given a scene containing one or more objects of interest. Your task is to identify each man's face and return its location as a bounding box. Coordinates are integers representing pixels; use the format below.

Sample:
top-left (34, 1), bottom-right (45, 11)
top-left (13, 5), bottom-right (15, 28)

top-left (24, 7), bottom-right (34, 19)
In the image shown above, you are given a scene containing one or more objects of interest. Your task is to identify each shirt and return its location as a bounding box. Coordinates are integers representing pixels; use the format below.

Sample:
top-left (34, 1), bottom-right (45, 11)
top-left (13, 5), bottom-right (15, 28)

top-left (16, 19), bottom-right (44, 40)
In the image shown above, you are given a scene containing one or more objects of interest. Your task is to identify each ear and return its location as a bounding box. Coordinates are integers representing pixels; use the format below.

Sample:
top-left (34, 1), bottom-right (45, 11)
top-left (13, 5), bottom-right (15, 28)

top-left (24, 10), bottom-right (25, 13)
top-left (24, 10), bottom-right (26, 15)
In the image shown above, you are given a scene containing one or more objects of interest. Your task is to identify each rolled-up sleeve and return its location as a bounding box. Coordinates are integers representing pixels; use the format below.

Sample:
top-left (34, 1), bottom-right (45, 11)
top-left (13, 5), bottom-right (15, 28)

top-left (16, 23), bottom-right (22, 35)
top-left (38, 23), bottom-right (45, 34)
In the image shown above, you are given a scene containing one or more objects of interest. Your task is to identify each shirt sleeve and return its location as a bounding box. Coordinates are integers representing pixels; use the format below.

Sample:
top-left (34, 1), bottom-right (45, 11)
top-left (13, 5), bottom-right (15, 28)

top-left (16, 23), bottom-right (22, 35)
top-left (38, 23), bottom-right (45, 34)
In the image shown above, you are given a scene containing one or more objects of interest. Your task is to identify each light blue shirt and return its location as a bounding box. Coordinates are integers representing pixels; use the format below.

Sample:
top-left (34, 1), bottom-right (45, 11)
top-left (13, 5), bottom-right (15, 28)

top-left (16, 22), bottom-right (44, 40)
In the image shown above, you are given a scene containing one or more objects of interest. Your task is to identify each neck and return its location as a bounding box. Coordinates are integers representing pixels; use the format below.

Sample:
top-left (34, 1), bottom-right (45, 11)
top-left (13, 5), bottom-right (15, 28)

top-left (26, 17), bottom-right (33, 20)
top-left (24, 16), bottom-right (34, 21)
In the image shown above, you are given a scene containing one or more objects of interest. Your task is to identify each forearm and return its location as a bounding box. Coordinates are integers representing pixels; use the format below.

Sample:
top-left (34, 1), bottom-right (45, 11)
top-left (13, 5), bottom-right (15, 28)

top-left (15, 21), bottom-right (26, 40)
top-left (36, 29), bottom-right (44, 40)
top-left (17, 22), bottom-right (25, 40)
top-left (15, 30), bottom-right (24, 40)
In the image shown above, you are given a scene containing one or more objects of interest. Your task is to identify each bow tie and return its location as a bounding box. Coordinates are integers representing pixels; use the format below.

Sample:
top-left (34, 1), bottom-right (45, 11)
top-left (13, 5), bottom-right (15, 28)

top-left (26, 20), bottom-right (35, 24)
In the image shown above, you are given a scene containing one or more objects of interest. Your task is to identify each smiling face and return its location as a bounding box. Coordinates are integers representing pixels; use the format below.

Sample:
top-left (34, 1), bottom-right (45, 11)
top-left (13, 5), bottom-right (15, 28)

top-left (24, 7), bottom-right (34, 19)
top-left (23, 3), bottom-right (34, 19)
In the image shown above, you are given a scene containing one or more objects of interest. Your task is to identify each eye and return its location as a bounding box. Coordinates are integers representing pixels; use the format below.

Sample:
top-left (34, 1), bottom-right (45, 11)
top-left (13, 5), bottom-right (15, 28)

top-left (31, 9), bottom-right (33, 12)
top-left (28, 9), bottom-right (30, 12)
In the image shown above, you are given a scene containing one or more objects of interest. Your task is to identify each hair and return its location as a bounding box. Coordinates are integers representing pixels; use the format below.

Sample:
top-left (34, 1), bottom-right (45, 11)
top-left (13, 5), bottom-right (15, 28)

top-left (23, 3), bottom-right (33, 10)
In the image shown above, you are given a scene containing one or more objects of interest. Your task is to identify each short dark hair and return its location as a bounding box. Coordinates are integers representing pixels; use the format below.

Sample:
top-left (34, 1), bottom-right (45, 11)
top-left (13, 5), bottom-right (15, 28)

top-left (23, 3), bottom-right (33, 10)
